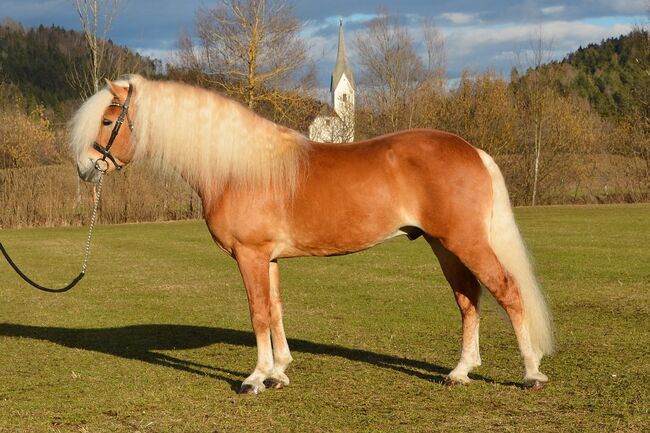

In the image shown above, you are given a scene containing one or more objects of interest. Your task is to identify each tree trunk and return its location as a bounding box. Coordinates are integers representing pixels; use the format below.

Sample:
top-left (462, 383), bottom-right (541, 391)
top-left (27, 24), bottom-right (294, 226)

top-left (531, 120), bottom-right (542, 206)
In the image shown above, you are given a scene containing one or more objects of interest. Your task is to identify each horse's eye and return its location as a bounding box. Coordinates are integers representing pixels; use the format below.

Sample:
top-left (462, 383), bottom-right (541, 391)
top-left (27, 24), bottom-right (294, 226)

top-left (102, 118), bottom-right (112, 126)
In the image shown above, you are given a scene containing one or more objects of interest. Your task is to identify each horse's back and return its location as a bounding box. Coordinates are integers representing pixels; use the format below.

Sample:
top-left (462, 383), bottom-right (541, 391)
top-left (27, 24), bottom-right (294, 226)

top-left (305, 128), bottom-right (492, 211)
top-left (283, 129), bottom-right (493, 256)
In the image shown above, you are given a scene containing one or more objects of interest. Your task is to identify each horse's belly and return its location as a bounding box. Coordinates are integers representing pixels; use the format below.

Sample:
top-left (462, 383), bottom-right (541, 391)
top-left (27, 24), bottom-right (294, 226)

top-left (277, 205), bottom-right (418, 258)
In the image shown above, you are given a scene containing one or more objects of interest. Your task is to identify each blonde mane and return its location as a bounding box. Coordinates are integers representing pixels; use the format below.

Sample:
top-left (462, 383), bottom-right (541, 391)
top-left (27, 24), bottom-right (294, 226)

top-left (70, 75), bottom-right (310, 200)
top-left (70, 84), bottom-right (117, 162)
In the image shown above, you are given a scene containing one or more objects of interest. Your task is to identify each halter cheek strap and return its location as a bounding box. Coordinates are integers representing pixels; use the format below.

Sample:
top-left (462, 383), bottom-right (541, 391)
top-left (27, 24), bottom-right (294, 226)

top-left (94, 83), bottom-right (134, 172)
top-left (93, 142), bottom-right (123, 170)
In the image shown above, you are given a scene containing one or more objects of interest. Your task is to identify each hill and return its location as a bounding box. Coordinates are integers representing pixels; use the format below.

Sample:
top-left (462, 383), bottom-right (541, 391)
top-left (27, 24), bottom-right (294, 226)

top-left (538, 29), bottom-right (649, 120)
top-left (0, 18), bottom-right (159, 111)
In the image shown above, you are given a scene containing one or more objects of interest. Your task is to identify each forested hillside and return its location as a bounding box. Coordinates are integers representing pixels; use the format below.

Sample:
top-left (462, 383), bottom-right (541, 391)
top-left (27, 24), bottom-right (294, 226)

top-left (0, 18), bottom-right (159, 111)
top-left (536, 29), bottom-right (649, 120)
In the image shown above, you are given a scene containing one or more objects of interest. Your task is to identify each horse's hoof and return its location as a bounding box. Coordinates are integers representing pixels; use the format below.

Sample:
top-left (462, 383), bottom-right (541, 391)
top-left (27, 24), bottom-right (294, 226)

top-left (263, 378), bottom-right (286, 390)
top-left (444, 375), bottom-right (469, 386)
top-left (238, 384), bottom-right (263, 395)
top-left (524, 379), bottom-right (546, 390)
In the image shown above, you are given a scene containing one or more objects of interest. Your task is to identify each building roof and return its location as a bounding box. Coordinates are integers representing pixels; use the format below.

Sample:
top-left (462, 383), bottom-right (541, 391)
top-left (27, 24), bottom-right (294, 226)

top-left (316, 103), bottom-right (339, 117)
top-left (330, 20), bottom-right (355, 92)
top-left (306, 101), bottom-right (340, 125)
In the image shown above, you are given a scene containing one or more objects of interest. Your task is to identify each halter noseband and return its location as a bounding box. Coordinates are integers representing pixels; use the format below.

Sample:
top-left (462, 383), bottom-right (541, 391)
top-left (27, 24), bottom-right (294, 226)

top-left (93, 83), bottom-right (134, 172)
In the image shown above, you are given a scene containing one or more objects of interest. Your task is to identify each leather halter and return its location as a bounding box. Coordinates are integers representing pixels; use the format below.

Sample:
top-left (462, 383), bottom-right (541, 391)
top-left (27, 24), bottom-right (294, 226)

top-left (93, 83), bottom-right (134, 172)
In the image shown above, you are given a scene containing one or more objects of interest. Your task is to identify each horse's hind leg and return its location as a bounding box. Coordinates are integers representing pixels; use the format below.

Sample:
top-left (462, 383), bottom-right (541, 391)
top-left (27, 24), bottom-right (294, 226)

top-left (427, 236), bottom-right (482, 385)
top-left (265, 260), bottom-right (293, 389)
top-left (443, 238), bottom-right (548, 387)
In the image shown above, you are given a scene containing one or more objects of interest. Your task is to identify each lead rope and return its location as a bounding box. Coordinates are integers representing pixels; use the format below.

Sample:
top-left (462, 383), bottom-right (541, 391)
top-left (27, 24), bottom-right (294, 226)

top-left (81, 173), bottom-right (104, 273)
top-left (0, 173), bottom-right (104, 293)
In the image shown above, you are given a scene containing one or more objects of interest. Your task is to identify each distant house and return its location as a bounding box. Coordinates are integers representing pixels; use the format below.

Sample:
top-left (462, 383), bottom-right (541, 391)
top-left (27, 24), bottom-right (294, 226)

top-left (308, 20), bottom-right (355, 143)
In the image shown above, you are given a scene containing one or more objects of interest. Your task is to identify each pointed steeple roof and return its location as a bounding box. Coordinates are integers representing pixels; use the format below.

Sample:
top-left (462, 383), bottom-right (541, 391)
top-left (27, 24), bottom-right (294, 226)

top-left (330, 19), bottom-right (355, 92)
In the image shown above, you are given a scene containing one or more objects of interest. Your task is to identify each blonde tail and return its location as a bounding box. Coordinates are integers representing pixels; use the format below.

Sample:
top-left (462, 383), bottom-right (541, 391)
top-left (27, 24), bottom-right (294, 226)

top-left (477, 150), bottom-right (554, 356)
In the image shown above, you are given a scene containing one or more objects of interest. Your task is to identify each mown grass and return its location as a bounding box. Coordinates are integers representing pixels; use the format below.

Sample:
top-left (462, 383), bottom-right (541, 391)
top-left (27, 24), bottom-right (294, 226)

top-left (1, 204), bottom-right (648, 433)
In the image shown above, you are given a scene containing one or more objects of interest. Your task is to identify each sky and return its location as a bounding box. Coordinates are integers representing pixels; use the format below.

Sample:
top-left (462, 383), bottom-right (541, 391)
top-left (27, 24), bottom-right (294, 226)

top-left (2, 0), bottom-right (648, 89)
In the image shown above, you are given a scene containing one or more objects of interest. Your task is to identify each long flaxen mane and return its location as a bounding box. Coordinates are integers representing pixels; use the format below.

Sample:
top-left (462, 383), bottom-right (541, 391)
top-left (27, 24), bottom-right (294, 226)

top-left (70, 75), bottom-right (311, 199)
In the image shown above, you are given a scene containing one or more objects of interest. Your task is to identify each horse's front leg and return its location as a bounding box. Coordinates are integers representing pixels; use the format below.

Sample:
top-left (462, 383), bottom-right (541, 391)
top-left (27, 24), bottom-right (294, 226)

top-left (235, 247), bottom-right (275, 394)
top-left (266, 260), bottom-right (293, 389)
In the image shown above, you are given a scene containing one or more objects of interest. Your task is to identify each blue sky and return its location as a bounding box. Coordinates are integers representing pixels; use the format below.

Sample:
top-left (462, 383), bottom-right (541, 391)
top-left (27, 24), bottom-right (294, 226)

top-left (2, 0), bottom-right (647, 88)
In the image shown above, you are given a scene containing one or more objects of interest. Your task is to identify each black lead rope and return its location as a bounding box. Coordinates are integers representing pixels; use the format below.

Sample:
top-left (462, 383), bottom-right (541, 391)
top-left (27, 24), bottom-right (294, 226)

top-left (1, 173), bottom-right (104, 293)
top-left (0, 243), bottom-right (84, 293)
top-left (2, 85), bottom-right (130, 293)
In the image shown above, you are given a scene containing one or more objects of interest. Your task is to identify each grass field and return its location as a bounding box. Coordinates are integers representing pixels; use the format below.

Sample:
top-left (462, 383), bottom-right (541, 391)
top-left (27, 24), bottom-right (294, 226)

top-left (1, 204), bottom-right (648, 433)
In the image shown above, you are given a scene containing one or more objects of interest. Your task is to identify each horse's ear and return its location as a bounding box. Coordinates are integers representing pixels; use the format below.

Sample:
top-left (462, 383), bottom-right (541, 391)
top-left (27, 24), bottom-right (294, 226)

top-left (104, 79), bottom-right (126, 97)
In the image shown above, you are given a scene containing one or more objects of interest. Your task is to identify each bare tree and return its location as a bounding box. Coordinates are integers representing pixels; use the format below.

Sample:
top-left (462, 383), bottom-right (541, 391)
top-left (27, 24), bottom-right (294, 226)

top-left (68, 0), bottom-right (125, 98)
top-left (182, 0), bottom-right (311, 116)
top-left (355, 13), bottom-right (421, 132)
top-left (355, 12), bottom-right (446, 134)
top-left (514, 28), bottom-right (554, 206)
top-left (422, 18), bottom-right (447, 78)
top-left (332, 95), bottom-right (355, 142)
top-left (440, 69), bottom-right (517, 157)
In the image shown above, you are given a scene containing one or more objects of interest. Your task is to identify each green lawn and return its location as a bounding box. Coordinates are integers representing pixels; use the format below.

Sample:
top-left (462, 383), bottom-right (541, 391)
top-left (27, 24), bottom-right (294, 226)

top-left (1, 205), bottom-right (648, 433)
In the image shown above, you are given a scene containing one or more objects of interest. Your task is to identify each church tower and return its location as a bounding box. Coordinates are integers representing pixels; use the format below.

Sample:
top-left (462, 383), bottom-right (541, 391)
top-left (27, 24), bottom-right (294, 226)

top-left (308, 19), bottom-right (356, 143)
top-left (331, 19), bottom-right (355, 136)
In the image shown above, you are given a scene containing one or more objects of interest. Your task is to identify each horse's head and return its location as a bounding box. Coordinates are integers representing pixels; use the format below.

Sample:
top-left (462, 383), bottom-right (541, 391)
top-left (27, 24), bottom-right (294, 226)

top-left (70, 79), bottom-right (136, 183)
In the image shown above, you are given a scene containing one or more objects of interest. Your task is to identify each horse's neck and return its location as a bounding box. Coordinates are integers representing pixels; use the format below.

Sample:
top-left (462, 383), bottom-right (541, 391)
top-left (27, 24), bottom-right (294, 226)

top-left (134, 99), bottom-right (308, 209)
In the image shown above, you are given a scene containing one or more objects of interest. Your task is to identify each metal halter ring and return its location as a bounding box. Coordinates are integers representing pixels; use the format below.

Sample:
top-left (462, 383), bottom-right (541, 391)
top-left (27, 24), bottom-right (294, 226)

top-left (94, 158), bottom-right (110, 173)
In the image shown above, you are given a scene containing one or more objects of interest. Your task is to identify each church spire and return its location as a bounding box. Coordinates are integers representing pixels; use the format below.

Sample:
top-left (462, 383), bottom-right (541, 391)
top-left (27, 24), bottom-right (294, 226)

top-left (331, 19), bottom-right (355, 92)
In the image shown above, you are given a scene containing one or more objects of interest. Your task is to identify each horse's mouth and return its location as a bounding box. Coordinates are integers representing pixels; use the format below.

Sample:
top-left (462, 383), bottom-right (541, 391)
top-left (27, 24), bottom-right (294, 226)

top-left (76, 158), bottom-right (103, 183)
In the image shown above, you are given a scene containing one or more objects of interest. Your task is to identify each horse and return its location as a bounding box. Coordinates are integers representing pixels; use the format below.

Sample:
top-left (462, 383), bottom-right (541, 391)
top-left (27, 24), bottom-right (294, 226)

top-left (70, 75), bottom-right (554, 394)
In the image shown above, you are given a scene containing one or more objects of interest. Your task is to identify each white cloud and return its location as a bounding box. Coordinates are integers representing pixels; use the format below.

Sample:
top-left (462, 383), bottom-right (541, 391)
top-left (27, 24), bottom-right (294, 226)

top-left (491, 50), bottom-right (519, 62)
top-left (289, 6), bottom-right (643, 85)
top-left (440, 12), bottom-right (478, 26)
top-left (541, 5), bottom-right (566, 15)
top-left (449, 20), bottom-right (634, 52)
top-left (344, 13), bottom-right (380, 24)
top-left (304, 13), bottom-right (379, 35)
top-left (442, 18), bottom-right (636, 78)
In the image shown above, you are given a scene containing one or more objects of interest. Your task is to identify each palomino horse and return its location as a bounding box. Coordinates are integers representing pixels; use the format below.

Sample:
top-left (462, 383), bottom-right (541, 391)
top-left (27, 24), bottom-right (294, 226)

top-left (70, 75), bottom-right (553, 394)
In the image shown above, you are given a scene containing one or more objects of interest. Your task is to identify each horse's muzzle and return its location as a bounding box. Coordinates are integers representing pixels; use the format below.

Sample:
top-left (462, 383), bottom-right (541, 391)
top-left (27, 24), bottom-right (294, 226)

top-left (77, 158), bottom-right (103, 183)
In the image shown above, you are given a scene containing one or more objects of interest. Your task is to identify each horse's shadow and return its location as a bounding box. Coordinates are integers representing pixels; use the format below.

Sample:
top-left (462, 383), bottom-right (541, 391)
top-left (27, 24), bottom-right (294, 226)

top-left (0, 323), bottom-right (493, 389)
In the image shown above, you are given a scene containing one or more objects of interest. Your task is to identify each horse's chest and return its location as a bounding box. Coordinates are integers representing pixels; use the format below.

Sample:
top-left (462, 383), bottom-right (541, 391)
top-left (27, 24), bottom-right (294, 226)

top-left (204, 203), bottom-right (286, 254)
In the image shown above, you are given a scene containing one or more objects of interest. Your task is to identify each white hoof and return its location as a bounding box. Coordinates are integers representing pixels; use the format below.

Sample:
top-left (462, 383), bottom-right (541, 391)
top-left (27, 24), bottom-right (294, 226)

top-left (445, 372), bottom-right (471, 385)
top-left (239, 379), bottom-right (266, 395)
top-left (524, 372), bottom-right (548, 389)
top-left (262, 370), bottom-right (290, 389)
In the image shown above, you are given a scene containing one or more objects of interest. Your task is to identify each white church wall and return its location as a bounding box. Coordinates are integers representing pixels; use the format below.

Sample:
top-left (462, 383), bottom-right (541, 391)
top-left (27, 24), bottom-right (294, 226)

top-left (308, 112), bottom-right (353, 143)
top-left (333, 74), bottom-right (355, 118)
top-left (309, 116), bottom-right (340, 142)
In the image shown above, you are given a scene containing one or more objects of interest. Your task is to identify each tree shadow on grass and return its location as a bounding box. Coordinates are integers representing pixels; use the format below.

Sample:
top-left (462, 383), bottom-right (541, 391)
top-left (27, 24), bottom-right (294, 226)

top-left (0, 323), bottom-right (496, 389)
